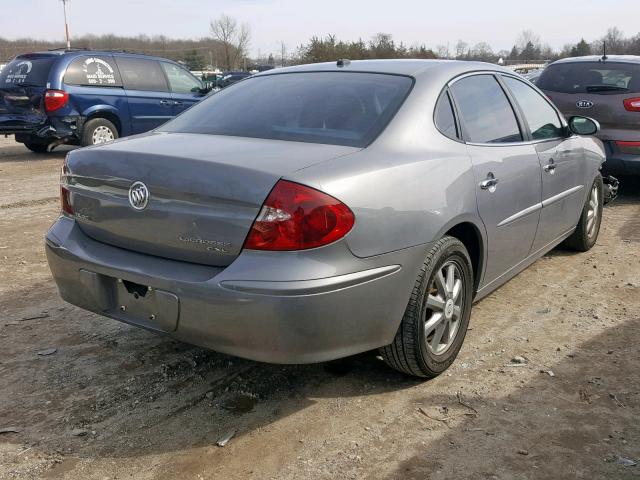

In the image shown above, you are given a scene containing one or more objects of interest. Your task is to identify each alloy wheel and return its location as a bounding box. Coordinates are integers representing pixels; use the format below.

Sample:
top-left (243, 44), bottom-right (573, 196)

top-left (586, 183), bottom-right (599, 239)
top-left (424, 260), bottom-right (464, 355)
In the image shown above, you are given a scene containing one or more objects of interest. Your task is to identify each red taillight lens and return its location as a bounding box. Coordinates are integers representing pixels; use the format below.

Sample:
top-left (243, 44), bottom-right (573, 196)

top-left (60, 185), bottom-right (73, 215)
top-left (44, 89), bottom-right (68, 112)
top-left (244, 180), bottom-right (355, 251)
top-left (623, 97), bottom-right (640, 112)
top-left (60, 154), bottom-right (73, 215)
top-left (616, 140), bottom-right (640, 154)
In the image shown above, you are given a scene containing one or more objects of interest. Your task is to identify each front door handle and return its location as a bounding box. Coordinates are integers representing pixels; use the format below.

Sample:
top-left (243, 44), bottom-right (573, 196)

top-left (160, 99), bottom-right (172, 106)
top-left (480, 173), bottom-right (499, 192)
top-left (544, 158), bottom-right (557, 174)
top-left (173, 101), bottom-right (183, 106)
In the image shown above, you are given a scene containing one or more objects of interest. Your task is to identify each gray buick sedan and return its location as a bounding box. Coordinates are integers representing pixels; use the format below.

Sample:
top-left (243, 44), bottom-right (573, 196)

top-left (46, 60), bottom-right (605, 378)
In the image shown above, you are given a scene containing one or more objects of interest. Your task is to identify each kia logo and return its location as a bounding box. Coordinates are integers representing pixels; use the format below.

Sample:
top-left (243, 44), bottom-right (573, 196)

top-left (128, 181), bottom-right (150, 210)
top-left (576, 100), bottom-right (594, 109)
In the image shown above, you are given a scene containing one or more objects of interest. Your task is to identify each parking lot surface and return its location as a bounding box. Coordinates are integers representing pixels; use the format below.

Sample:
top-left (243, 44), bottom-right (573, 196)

top-left (0, 135), bottom-right (639, 479)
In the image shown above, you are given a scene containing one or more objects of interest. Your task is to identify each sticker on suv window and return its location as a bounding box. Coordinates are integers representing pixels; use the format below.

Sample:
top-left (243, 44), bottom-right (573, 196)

top-left (82, 57), bottom-right (117, 85)
top-left (3, 61), bottom-right (32, 84)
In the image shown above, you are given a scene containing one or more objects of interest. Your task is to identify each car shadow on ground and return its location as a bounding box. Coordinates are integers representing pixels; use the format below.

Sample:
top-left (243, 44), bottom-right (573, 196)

top-left (0, 280), bottom-right (422, 460)
top-left (0, 142), bottom-right (74, 163)
top-left (2, 281), bottom-right (638, 479)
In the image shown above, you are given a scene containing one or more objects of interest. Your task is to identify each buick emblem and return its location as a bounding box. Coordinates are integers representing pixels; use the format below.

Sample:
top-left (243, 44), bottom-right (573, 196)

top-left (128, 181), bottom-right (150, 210)
top-left (576, 100), bottom-right (594, 109)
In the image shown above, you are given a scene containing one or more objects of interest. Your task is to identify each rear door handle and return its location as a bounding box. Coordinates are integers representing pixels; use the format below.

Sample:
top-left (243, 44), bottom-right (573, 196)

top-left (543, 158), bottom-right (557, 174)
top-left (160, 99), bottom-right (172, 106)
top-left (480, 173), bottom-right (499, 192)
top-left (173, 101), bottom-right (183, 106)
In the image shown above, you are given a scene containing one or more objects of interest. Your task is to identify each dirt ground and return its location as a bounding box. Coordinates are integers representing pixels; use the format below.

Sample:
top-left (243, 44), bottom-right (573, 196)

top-left (0, 134), bottom-right (638, 480)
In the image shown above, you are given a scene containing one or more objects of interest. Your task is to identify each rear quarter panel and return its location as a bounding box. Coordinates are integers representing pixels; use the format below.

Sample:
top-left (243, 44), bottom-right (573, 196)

top-left (288, 77), bottom-right (484, 259)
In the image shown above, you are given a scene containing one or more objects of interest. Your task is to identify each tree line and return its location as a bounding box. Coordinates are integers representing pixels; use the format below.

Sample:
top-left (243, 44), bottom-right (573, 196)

top-left (1, 15), bottom-right (639, 71)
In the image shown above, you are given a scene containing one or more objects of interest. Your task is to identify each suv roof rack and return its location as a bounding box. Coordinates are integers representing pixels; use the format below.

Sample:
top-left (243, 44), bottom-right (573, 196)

top-left (47, 47), bottom-right (90, 52)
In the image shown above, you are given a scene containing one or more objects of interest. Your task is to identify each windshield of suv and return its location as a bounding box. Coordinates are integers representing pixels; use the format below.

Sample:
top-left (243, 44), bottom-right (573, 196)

top-left (0, 56), bottom-right (56, 88)
top-left (159, 72), bottom-right (414, 148)
top-left (537, 61), bottom-right (640, 94)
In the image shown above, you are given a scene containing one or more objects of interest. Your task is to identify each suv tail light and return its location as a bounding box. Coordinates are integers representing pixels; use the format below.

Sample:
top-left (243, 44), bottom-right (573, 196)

top-left (623, 97), bottom-right (640, 112)
top-left (44, 89), bottom-right (68, 112)
top-left (244, 180), bottom-right (355, 251)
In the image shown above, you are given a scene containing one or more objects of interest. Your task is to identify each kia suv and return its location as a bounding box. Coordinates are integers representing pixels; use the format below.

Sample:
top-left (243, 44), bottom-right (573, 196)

top-left (0, 49), bottom-right (208, 152)
top-left (537, 55), bottom-right (640, 175)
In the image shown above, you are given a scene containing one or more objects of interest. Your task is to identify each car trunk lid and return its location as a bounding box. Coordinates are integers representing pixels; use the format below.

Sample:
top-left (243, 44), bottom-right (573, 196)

top-left (65, 132), bottom-right (358, 267)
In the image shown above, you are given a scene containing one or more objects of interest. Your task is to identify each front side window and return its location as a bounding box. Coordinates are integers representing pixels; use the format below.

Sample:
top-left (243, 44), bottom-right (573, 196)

top-left (64, 55), bottom-right (122, 87)
top-left (450, 75), bottom-right (522, 144)
top-left (502, 76), bottom-right (563, 140)
top-left (159, 72), bottom-right (413, 148)
top-left (161, 62), bottom-right (202, 94)
top-left (434, 90), bottom-right (458, 140)
top-left (115, 58), bottom-right (168, 92)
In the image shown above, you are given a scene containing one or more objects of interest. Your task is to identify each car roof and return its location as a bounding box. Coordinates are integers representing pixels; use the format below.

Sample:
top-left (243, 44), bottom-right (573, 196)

top-left (256, 59), bottom-right (513, 80)
top-left (551, 55), bottom-right (640, 65)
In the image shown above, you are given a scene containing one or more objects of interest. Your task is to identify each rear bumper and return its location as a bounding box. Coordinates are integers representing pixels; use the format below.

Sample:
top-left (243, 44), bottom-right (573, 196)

top-left (0, 116), bottom-right (81, 142)
top-left (45, 216), bottom-right (428, 364)
top-left (603, 141), bottom-right (640, 175)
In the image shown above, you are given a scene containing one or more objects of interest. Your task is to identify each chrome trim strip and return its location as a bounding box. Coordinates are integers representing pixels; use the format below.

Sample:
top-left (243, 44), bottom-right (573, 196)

top-left (542, 185), bottom-right (584, 208)
top-left (497, 203), bottom-right (542, 227)
top-left (219, 265), bottom-right (401, 297)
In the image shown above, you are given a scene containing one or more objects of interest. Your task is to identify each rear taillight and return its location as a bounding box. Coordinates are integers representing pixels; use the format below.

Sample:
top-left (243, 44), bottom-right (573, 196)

top-left (623, 97), bottom-right (640, 112)
top-left (60, 185), bottom-right (73, 216)
top-left (60, 155), bottom-right (73, 216)
top-left (244, 180), bottom-right (355, 251)
top-left (44, 89), bottom-right (68, 112)
top-left (616, 140), bottom-right (640, 154)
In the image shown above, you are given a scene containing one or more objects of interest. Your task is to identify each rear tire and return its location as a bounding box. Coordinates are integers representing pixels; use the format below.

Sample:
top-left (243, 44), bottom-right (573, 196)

top-left (564, 174), bottom-right (603, 252)
top-left (81, 118), bottom-right (118, 147)
top-left (24, 142), bottom-right (50, 154)
top-left (380, 236), bottom-right (473, 378)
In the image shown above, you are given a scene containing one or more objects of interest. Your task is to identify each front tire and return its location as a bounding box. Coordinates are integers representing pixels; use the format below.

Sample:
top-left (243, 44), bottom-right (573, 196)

top-left (564, 174), bottom-right (603, 252)
top-left (81, 118), bottom-right (118, 147)
top-left (380, 236), bottom-right (473, 378)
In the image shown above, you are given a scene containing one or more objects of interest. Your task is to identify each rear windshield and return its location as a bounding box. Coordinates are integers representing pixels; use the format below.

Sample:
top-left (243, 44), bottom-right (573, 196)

top-left (537, 61), bottom-right (640, 94)
top-left (0, 56), bottom-right (56, 87)
top-left (159, 72), bottom-right (414, 147)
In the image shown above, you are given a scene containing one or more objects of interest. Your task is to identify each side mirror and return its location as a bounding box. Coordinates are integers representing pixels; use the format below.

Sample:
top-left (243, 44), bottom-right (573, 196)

top-left (568, 116), bottom-right (600, 136)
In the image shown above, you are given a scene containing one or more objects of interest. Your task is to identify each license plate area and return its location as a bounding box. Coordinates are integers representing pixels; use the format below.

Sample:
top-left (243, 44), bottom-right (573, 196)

top-left (79, 270), bottom-right (179, 332)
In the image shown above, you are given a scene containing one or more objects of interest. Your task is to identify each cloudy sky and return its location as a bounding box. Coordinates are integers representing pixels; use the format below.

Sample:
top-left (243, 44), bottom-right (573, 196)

top-left (3, 0), bottom-right (638, 56)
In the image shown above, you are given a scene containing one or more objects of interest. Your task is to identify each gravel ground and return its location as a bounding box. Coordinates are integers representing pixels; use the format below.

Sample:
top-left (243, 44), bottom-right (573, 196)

top-left (0, 135), bottom-right (639, 480)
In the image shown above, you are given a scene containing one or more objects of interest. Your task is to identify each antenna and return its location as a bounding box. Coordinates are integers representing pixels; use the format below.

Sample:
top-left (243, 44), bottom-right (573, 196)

top-left (601, 41), bottom-right (608, 62)
top-left (60, 0), bottom-right (71, 50)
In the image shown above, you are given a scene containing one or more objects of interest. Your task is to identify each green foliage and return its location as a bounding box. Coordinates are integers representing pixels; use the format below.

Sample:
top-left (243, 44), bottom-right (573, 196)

top-left (183, 49), bottom-right (205, 70)
top-left (295, 33), bottom-right (436, 64)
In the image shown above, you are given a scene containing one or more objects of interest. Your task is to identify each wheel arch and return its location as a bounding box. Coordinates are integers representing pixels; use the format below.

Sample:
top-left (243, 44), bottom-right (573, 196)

top-left (81, 106), bottom-right (123, 136)
top-left (438, 217), bottom-right (486, 294)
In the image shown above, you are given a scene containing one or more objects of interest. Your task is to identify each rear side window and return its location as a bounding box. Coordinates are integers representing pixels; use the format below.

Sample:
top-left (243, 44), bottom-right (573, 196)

top-left (537, 62), bottom-right (640, 94)
top-left (114, 58), bottom-right (168, 92)
top-left (0, 56), bottom-right (56, 87)
top-left (64, 56), bottom-right (122, 87)
top-left (159, 72), bottom-right (413, 148)
top-left (450, 75), bottom-right (522, 144)
top-left (434, 90), bottom-right (458, 140)
top-left (502, 76), bottom-right (564, 140)
top-left (161, 62), bottom-right (202, 93)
